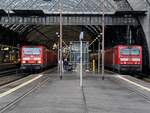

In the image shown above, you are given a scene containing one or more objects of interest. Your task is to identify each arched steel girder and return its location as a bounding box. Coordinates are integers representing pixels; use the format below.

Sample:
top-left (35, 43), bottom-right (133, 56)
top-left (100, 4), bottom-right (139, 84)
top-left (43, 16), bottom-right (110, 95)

top-left (0, 24), bottom-right (40, 34)
top-left (1, 24), bottom-right (29, 33)
top-left (10, 25), bottom-right (23, 32)
top-left (20, 25), bottom-right (41, 36)
top-left (17, 25), bottom-right (30, 33)
top-left (91, 25), bottom-right (101, 35)
top-left (25, 25), bottom-right (92, 40)
top-left (0, 23), bottom-right (101, 44)
top-left (0, 24), bottom-right (97, 40)
top-left (84, 25), bottom-right (100, 37)
top-left (147, 0), bottom-right (150, 5)
top-left (24, 25), bottom-right (94, 47)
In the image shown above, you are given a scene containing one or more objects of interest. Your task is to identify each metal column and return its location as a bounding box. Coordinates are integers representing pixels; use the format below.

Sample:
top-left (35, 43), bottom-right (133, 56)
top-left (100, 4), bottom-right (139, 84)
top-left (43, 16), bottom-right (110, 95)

top-left (80, 40), bottom-right (83, 87)
top-left (98, 38), bottom-right (101, 73)
top-left (79, 32), bottom-right (84, 87)
top-left (59, 0), bottom-right (63, 79)
top-left (102, 0), bottom-right (105, 80)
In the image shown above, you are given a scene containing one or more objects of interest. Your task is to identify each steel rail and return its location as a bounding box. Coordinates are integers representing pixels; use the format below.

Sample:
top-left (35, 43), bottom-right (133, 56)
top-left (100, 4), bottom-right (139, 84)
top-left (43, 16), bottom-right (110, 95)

top-left (107, 70), bottom-right (150, 104)
top-left (0, 69), bottom-right (19, 77)
top-left (0, 73), bottom-right (29, 87)
top-left (0, 76), bottom-right (49, 113)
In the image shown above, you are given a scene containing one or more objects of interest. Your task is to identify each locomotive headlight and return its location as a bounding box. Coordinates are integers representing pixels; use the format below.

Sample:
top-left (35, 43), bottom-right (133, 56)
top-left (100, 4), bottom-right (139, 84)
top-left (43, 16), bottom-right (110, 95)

top-left (120, 58), bottom-right (128, 61)
top-left (22, 61), bottom-right (26, 63)
top-left (38, 61), bottom-right (41, 64)
top-left (132, 58), bottom-right (140, 61)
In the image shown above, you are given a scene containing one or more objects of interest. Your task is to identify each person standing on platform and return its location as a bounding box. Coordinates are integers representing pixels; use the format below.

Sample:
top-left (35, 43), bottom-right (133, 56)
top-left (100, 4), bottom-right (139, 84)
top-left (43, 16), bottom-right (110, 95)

top-left (63, 58), bottom-right (68, 71)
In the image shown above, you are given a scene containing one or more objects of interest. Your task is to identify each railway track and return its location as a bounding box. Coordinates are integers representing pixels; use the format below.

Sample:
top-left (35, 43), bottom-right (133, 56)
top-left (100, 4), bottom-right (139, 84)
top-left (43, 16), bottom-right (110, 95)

top-left (0, 69), bottom-right (18, 77)
top-left (110, 76), bottom-right (150, 104)
top-left (0, 69), bottom-right (29, 86)
top-left (104, 68), bottom-right (150, 83)
top-left (126, 86), bottom-right (150, 103)
top-left (0, 69), bottom-right (149, 112)
top-left (130, 73), bottom-right (150, 83)
top-left (0, 67), bottom-right (57, 87)
top-left (106, 70), bottom-right (150, 104)
top-left (0, 75), bottom-right (49, 113)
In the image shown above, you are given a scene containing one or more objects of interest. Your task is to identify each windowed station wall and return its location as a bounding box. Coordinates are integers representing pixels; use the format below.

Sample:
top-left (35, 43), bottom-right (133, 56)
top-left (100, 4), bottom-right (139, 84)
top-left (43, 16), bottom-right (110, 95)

top-left (69, 41), bottom-right (89, 71)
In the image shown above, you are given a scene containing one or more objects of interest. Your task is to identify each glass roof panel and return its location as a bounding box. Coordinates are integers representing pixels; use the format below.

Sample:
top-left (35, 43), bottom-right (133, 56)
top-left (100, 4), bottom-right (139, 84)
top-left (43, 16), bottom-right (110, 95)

top-left (127, 0), bottom-right (147, 11)
top-left (0, 0), bottom-right (118, 13)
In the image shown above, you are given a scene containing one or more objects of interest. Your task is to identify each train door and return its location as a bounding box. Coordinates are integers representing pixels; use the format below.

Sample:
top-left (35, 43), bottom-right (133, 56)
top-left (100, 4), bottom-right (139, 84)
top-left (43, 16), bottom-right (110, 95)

top-left (45, 49), bottom-right (48, 67)
top-left (113, 49), bottom-right (115, 71)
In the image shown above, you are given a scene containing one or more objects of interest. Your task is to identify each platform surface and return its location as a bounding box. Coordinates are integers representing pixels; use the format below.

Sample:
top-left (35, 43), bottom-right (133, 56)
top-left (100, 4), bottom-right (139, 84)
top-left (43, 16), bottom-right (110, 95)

top-left (0, 71), bottom-right (150, 113)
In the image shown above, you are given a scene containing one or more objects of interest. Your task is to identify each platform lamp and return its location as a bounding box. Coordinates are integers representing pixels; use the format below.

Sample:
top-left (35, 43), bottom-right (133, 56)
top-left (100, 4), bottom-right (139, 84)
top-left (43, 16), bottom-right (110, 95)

top-left (56, 32), bottom-right (60, 73)
top-left (79, 32), bottom-right (84, 87)
top-left (98, 34), bottom-right (101, 74)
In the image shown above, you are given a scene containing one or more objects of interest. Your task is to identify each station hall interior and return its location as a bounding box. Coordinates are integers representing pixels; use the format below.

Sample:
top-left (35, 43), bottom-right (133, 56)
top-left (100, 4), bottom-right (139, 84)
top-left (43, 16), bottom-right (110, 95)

top-left (0, 1), bottom-right (150, 113)
top-left (0, 0), bottom-right (149, 74)
top-left (0, 24), bottom-right (148, 72)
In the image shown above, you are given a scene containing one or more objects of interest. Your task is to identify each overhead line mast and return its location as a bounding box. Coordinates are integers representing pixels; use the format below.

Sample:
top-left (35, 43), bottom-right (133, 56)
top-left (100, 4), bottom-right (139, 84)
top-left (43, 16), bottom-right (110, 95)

top-left (102, 0), bottom-right (105, 80)
top-left (59, 0), bottom-right (63, 79)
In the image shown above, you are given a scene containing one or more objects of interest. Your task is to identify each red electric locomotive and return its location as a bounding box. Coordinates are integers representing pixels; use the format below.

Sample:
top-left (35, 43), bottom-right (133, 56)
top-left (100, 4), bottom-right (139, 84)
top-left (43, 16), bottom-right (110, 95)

top-left (20, 45), bottom-right (57, 71)
top-left (104, 45), bottom-right (142, 72)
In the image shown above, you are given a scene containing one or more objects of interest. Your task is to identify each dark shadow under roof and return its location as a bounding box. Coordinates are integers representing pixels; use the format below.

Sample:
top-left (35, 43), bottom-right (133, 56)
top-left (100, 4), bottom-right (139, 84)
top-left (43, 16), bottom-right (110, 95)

top-left (115, 10), bottom-right (147, 16)
top-left (12, 10), bottom-right (45, 16)
top-left (0, 9), bottom-right (6, 15)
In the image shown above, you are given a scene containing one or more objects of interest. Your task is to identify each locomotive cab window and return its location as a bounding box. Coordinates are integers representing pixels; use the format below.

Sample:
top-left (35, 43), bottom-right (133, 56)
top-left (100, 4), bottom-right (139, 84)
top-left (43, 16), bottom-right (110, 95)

top-left (120, 48), bottom-right (140, 55)
top-left (23, 48), bottom-right (41, 55)
top-left (131, 49), bottom-right (140, 55)
top-left (120, 49), bottom-right (130, 55)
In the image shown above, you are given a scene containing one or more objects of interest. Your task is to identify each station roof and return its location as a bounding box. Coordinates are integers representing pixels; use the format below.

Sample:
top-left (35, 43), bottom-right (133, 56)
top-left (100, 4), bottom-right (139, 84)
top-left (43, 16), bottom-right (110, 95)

top-left (0, 0), bottom-right (148, 48)
top-left (0, 0), bottom-right (147, 14)
top-left (0, 0), bottom-right (117, 14)
top-left (127, 0), bottom-right (147, 11)
top-left (0, 0), bottom-right (147, 34)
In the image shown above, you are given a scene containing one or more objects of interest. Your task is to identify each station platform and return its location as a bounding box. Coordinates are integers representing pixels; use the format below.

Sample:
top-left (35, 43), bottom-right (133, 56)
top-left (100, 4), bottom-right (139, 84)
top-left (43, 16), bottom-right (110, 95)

top-left (0, 69), bottom-right (150, 113)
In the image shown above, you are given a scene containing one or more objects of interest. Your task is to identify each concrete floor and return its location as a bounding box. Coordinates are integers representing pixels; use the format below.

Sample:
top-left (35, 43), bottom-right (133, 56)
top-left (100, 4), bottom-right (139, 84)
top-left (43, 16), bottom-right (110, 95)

top-left (1, 72), bottom-right (150, 113)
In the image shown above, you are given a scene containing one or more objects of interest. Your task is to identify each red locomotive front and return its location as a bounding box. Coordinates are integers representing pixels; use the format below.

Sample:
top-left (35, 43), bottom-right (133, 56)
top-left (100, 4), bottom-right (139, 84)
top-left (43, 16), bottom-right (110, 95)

top-left (20, 45), bottom-right (57, 71)
top-left (21, 46), bottom-right (44, 70)
top-left (118, 45), bottom-right (142, 72)
top-left (105, 45), bottom-right (142, 72)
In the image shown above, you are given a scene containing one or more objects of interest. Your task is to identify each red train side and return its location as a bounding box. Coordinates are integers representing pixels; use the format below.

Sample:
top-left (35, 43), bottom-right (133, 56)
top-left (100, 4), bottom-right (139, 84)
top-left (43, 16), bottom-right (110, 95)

top-left (105, 45), bottom-right (142, 72)
top-left (20, 45), bottom-right (57, 71)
